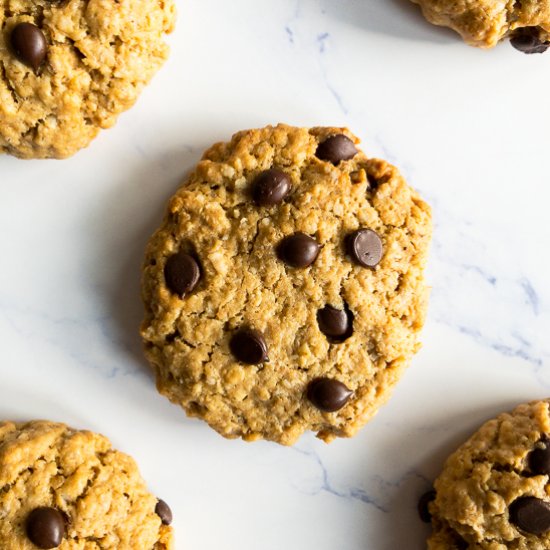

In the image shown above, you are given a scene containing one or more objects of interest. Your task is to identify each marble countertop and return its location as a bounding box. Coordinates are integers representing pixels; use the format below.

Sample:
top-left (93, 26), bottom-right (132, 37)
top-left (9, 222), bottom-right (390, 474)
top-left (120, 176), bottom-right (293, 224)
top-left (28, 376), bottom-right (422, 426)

top-left (2, 1), bottom-right (550, 548)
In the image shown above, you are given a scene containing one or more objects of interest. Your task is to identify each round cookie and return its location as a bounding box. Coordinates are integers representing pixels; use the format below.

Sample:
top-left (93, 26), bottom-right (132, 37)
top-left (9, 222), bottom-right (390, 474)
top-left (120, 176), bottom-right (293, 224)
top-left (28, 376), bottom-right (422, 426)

top-left (0, 420), bottom-right (174, 549)
top-left (426, 399), bottom-right (550, 549)
top-left (411, 0), bottom-right (550, 52)
top-left (0, 0), bottom-right (176, 159)
top-left (141, 124), bottom-right (432, 445)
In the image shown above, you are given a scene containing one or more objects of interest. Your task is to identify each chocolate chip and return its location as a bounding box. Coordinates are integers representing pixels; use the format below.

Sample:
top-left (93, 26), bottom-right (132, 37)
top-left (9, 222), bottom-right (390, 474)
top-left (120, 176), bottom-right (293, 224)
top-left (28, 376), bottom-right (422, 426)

top-left (418, 490), bottom-right (436, 523)
top-left (155, 499), bottom-right (173, 525)
top-left (317, 305), bottom-right (353, 341)
top-left (10, 23), bottom-right (47, 71)
top-left (277, 232), bottom-right (320, 268)
top-left (315, 134), bottom-right (358, 164)
top-left (26, 507), bottom-right (65, 549)
top-left (252, 169), bottom-right (291, 206)
top-left (164, 252), bottom-right (200, 296)
top-left (510, 496), bottom-right (550, 535)
top-left (346, 229), bottom-right (383, 268)
top-left (307, 378), bottom-right (352, 412)
top-left (230, 328), bottom-right (269, 364)
top-left (528, 436), bottom-right (550, 475)
top-left (510, 27), bottom-right (550, 54)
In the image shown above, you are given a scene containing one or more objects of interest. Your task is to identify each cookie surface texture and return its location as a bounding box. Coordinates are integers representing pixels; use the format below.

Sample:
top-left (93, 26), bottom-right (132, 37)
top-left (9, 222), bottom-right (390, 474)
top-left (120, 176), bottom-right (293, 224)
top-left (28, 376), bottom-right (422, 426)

top-left (0, 420), bottom-right (174, 549)
top-left (427, 399), bottom-right (550, 549)
top-left (411, 0), bottom-right (550, 49)
top-left (141, 124), bottom-right (432, 445)
top-left (0, 0), bottom-right (176, 159)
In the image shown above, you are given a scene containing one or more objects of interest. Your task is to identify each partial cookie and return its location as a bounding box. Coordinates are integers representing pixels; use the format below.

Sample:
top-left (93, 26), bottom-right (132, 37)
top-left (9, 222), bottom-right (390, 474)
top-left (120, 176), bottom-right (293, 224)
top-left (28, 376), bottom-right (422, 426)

top-left (425, 399), bottom-right (550, 549)
top-left (141, 124), bottom-right (432, 445)
top-left (0, 0), bottom-right (176, 159)
top-left (411, 0), bottom-right (550, 53)
top-left (0, 420), bottom-right (174, 549)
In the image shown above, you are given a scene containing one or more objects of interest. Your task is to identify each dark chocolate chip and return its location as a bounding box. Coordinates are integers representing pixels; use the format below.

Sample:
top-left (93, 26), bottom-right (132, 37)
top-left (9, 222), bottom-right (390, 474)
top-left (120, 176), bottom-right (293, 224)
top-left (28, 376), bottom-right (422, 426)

top-left (509, 496), bottom-right (550, 535)
top-left (230, 328), bottom-right (269, 364)
top-left (346, 228), bottom-right (383, 268)
top-left (26, 507), bottom-right (65, 549)
top-left (164, 251), bottom-right (201, 296)
top-left (307, 378), bottom-right (352, 412)
top-left (10, 23), bottom-right (47, 71)
top-left (510, 27), bottom-right (550, 54)
top-left (418, 490), bottom-right (436, 523)
top-left (315, 134), bottom-right (358, 164)
top-left (528, 436), bottom-right (550, 475)
top-left (252, 169), bottom-right (291, 206)
top-left (155, 499), bottom-right (173, 525)
top-left (277, 232), bottom-right (320, 268)
top-left (317, 305), bottom-right (353, 341)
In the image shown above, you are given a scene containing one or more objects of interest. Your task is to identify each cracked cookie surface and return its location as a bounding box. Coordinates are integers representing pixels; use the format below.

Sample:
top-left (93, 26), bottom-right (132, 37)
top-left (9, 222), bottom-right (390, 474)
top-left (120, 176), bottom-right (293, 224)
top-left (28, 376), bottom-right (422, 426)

top-left (411, 0), bottom-right (550, 50)
top-left (427, 400), bottom-right (550, 549)
top-left (141, 124), bottom-right (432, 446)
top-left (0, 0), bottom-right (176, 159)
top-left (0, 420), bottom-right (174, 549)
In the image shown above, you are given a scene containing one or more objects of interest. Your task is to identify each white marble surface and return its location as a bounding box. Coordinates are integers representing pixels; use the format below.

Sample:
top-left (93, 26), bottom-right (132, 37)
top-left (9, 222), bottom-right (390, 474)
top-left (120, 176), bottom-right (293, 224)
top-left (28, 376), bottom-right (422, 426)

top-left (1, 1), bottom-right (550, 548)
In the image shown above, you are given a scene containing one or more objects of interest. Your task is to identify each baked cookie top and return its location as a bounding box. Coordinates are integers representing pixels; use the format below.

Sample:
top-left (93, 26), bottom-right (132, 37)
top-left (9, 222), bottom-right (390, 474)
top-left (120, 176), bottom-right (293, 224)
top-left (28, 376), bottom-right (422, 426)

top-left (411, 0), bottom-right (550, 52)
top-left (427, 400), bottom-right (550, 549)
top-left (0, 420), bottom-right (174, 549)
top-left (0, 0), bottom-right (176, 159)
top-left (141, 124), bottom-right (432, 446)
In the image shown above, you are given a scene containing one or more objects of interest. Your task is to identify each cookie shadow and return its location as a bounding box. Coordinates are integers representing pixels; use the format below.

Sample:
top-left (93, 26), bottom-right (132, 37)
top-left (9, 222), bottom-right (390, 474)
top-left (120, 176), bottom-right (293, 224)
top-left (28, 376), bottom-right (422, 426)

top-left (106, 146), bottom-right (204, 380)
top-left (322, 0), bottom-right (456, 45)
top-left (368, 399), bottom-right (524, 549)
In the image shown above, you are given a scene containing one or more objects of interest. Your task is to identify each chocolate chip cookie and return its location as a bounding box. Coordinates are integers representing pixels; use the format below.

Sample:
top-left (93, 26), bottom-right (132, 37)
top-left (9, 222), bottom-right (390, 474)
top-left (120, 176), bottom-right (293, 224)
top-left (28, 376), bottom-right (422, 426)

top-left (0, 420), bottom-right (174, 549)
top-left (425, 399), bottom-right (550, 549)
top-left (141, 124), bottom-right (432, 445)
top-left (411, 0), bottom-right (550, 53)
top-left (0, 0), bottom-right (176, 159)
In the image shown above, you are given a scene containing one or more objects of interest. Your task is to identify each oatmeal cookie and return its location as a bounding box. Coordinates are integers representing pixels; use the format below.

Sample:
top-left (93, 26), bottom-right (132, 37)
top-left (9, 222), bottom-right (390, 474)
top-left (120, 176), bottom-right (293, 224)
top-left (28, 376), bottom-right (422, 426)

top-left (0, 0), bottom-right (176, 158)
top-left (426, 400), bottom-right (550, 549)
top-left (0, 420), bottom-right (174, 549)
top-left (411, 0), bottom-right (550, 52)
top-left (141, 124), bottom-right (432, 445)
